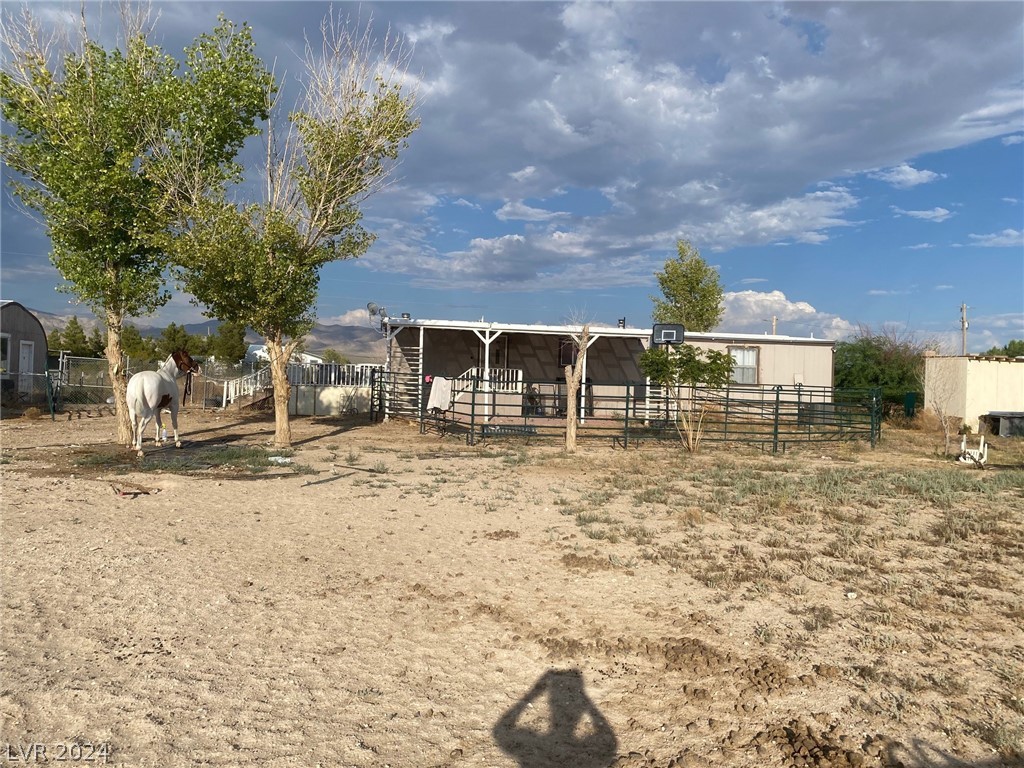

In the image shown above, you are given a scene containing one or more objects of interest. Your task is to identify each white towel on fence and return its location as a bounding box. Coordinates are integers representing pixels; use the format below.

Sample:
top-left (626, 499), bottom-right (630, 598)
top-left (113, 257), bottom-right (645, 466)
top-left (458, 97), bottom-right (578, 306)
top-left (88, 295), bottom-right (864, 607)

top-left (426, 377), bottom-right (453, 411)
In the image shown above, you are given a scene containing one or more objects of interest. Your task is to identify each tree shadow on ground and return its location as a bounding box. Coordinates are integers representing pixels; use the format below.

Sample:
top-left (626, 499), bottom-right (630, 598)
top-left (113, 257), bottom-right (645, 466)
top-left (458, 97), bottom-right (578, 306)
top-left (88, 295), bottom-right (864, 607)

top-left (887, 737), bottom-right (1021, 768)
top-left (493, 669), bottom-right (617, 768)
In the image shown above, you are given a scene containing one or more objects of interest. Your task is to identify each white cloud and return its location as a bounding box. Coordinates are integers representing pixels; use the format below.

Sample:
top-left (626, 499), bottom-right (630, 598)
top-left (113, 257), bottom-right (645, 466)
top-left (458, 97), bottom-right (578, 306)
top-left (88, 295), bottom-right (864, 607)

top-left (495, 201), bottom-right (569, 222)
top-left (867, 289), bottom-right (913, 296)
top-left (904, 243), bottom-right (934, 250)
top-left (722, 290), bottom-right (856, 340)
top-left (891, 206), bottom-right (954, 222)
top-left (1001, 133), bottom-right (1024, 145)
top-left (320, 309), bottom-right (371, 326)
top-left (934, 285), bottom-right (954, 291)
top-left (510, 166), bottom-right (538, 182)
top-left (453, 198), bottom-right (480, 210)
top-left (868, 163), bottom-right (945, 189)
top-left (966, 229), bottom-right (1024, 247)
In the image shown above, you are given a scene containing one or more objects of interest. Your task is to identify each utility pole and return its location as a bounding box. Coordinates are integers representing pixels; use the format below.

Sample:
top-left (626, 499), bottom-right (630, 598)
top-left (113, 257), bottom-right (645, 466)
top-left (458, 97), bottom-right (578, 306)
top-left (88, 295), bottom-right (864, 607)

top-left (772, 315), bottom-right (778, 335)
top-left (960, 303), bottom-right (968, 355)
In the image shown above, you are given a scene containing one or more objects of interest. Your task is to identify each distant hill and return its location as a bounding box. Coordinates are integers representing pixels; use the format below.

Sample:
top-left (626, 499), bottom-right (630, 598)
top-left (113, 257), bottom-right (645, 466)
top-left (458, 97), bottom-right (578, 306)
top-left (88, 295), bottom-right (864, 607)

top-left (28, 307), bottom-right (385, 363)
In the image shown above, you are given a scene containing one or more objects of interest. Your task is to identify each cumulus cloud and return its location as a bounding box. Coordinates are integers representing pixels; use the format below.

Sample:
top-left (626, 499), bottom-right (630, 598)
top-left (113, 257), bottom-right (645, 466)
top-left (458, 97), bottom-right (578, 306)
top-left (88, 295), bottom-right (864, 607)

top-left (868, 163), bottom-right (945, 189)
top-left (722, 290), bottom-right (856, 340)
top-left (320, 309), bottom-right (372, 326)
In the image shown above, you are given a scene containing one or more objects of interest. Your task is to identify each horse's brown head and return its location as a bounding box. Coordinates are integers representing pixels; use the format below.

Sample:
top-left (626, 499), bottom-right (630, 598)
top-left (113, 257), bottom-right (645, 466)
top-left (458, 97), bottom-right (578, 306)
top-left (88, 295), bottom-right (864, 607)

top-left (172, 350), bottom-right (201, 375)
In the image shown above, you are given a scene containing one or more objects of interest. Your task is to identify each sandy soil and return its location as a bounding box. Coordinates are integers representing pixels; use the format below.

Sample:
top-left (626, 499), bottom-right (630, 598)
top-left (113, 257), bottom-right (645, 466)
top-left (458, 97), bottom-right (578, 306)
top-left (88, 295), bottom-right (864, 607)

top-left (1, 408), bottom-right (1022, 768)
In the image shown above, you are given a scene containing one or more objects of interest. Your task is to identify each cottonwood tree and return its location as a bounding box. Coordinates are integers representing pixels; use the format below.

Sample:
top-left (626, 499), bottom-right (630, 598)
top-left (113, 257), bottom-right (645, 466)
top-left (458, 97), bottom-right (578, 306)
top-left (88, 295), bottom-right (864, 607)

top-left (0, 6), bottom-right (271, 444)
top-left (639, 343), bottom-right (733, 453)
top-left (651, 240), bottom-right (725, 332)
top-left (161, 14), bottom-right (418, 447)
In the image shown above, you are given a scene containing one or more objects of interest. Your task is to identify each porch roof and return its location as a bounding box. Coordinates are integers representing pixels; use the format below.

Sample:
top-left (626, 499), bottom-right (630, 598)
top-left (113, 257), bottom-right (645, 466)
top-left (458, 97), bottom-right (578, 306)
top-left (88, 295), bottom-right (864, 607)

top-left (385, 317), bottom-right (835, 347)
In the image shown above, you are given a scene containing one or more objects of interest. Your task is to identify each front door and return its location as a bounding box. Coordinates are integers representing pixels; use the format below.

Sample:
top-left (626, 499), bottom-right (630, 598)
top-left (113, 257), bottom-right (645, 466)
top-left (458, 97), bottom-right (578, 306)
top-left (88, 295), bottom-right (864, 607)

top-left (18, 340), bottom-right (34, 393)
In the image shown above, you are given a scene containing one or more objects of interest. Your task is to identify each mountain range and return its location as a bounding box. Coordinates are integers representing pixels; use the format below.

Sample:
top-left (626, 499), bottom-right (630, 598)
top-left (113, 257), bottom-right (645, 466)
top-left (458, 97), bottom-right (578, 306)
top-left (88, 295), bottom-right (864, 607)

top-left (29, 307), bottom-right (386, 363)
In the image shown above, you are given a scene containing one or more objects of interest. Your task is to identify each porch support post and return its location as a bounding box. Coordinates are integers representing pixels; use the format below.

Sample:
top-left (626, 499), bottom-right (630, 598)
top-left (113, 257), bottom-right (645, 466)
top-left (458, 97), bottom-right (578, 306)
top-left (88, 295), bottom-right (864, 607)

top-left (417, 325), bottom-right (425, 418)
top-left (572, 332), bottom-right (600, 425)
top-left (472, 327), bottom-right (503, 420)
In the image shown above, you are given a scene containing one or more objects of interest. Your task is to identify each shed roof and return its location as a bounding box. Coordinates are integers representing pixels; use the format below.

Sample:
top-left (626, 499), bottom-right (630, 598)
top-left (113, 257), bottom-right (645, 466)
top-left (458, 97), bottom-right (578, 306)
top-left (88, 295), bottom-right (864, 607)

top-left (385, 317), bottom-right (835, 347)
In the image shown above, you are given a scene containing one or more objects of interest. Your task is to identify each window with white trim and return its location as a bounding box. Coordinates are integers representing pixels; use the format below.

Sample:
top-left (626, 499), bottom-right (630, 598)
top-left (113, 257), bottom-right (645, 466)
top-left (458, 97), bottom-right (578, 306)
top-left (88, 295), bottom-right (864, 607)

top-left (729, 346), bottom-right (758, 385)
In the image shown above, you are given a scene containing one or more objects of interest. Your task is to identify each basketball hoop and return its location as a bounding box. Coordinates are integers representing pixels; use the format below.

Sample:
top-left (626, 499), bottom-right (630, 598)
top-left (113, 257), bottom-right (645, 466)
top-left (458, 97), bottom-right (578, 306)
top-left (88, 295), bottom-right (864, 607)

top-left (652, 323), bottom-right (685, 346)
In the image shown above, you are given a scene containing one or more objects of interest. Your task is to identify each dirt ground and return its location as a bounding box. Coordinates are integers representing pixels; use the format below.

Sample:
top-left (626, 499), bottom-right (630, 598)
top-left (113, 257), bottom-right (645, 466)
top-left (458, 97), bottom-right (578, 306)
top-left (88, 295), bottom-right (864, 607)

top-left (1, 407), bottom-right (1022, 768)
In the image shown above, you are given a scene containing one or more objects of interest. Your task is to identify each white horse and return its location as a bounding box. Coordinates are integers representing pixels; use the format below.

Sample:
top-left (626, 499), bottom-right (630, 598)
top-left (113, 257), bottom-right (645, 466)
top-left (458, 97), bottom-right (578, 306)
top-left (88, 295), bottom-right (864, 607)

top-left (126, 350), bottom-right (200, 458)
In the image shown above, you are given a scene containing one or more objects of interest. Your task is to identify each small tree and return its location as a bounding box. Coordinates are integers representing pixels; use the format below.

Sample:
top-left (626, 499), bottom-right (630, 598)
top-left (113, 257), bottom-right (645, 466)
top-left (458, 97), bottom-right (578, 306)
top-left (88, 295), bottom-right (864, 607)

top-left (210, 320), bottom-right (249, 365)
top-left (120, 324), bottom-right (158, 362)
top-left (639, 344), bottom-right (733, 453)
top-left (562, 324), bottom-right (591, 454)
top-left (321, 348), bottom-right (350, 365)
top-left (46, 326), bottom-right (63, 352)
top-left (1, 8), bottom-right (272, 445)
top-left (156, 322), bottom-right (193, 360)
top-left (983, 339), bottom-right (1024, 357)
top-left (61, 316), bottom-right (90, 356)
top-left (651, 240), bottom-right (725, 332)
top-left (86, 326), bottom-right (106, 357)
top-left (161, 14), bottom-right (418, 447)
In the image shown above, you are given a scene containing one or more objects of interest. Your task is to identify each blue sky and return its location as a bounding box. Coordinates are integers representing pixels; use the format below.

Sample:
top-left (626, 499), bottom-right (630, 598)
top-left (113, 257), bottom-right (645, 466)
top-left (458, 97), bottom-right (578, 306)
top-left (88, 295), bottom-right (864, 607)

top-left (2, 1), bottom-right (1022, 352)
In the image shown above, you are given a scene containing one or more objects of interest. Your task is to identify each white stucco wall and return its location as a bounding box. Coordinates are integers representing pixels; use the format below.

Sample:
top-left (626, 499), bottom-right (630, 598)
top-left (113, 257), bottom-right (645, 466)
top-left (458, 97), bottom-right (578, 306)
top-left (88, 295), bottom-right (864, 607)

top-left (925, 356), bottom-right (1024, 430)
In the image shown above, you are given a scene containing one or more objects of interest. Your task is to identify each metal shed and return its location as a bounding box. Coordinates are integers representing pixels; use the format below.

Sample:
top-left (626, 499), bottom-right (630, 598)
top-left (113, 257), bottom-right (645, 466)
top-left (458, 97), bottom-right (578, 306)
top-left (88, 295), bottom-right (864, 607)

top-left (0, 300), bottom-right (49, 402)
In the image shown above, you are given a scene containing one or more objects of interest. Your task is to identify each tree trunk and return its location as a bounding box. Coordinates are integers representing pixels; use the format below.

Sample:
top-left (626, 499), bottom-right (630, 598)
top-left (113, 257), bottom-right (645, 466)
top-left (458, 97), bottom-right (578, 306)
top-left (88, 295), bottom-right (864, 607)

top-left (563, 325), bottom-right (590, 454)
top-left (105, 310), bottom-right (132, 446)
top-left (267, 333), bottom-right (296, 448)
top-left (564, 363), bottom-right (578, 453)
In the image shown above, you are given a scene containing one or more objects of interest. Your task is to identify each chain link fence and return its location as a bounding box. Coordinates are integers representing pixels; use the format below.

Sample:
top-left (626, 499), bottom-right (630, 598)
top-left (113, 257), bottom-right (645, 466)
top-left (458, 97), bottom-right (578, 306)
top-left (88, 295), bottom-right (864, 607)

top-left (0, 372), bottom-right (56, 418)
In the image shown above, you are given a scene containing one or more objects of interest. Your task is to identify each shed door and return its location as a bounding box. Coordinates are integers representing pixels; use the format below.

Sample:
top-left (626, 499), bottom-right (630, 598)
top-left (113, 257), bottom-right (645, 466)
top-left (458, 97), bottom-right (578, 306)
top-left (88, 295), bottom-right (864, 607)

top-left (18, 340), bottom-right (35, 392)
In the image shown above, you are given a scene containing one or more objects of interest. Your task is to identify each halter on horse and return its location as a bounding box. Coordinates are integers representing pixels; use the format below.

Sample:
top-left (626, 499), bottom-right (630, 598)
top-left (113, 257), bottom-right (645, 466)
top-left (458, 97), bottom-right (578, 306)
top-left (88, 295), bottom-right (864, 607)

top-left (126, 350), bottom-right (201, 458)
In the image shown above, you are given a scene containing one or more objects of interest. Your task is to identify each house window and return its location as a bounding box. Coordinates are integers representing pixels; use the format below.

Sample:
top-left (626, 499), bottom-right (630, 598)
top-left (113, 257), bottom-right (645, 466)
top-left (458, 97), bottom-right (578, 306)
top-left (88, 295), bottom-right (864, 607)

top-left (558, 337), bottom-right (578, 367)
top-left (729, 346), bottom-right (758, 384)
top-left (0, 334), bottom-right (9, 374)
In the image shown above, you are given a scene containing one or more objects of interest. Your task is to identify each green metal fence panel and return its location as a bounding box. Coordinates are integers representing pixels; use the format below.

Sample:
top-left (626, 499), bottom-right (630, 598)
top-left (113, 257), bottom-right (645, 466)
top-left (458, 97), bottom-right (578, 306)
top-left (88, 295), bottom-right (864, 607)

top-left (394, 372), bottom-right (881, 451)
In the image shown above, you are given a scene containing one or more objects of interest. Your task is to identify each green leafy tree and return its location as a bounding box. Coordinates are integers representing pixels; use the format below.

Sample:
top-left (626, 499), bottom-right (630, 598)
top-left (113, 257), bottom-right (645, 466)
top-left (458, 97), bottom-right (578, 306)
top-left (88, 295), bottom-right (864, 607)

top-left (320, 348), bottom-right (350, 365)
top-left (209, 320), bottom-right (249, 365)
top-left (46, 326), bottom-right (63, 352)
top-left (639, 343), bottom-right (733, 452)
top-left (833, 327), bottom-right (933, 401)
top-left (1, 8), bottom-right (272, 445)
top-left (983, 339), bottom-right (1024, 357)
top-left (651, 240), bottom-right (725, 332)
top-left (156, 322), bottom-right (193, 360)
top-left (61, 316), bottom-right (91, 356)
top-left (165, 15), bottom-right (418, 447)
top-left (120, 324), bottom-right (159, 362)
top-left (87, 326), bottom-right (106, 358)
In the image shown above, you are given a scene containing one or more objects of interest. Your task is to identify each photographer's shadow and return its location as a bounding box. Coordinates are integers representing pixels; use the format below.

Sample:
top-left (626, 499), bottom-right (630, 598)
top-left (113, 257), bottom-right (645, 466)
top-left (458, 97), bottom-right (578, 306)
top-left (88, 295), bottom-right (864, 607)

top-left (493, 669), bottom-right (618, 768)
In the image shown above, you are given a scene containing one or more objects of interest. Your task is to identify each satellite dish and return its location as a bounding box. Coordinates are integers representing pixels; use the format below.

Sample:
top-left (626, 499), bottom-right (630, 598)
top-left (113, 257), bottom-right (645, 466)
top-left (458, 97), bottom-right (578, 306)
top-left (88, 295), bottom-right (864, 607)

top-left (367, 302), bottom-right (379, 317)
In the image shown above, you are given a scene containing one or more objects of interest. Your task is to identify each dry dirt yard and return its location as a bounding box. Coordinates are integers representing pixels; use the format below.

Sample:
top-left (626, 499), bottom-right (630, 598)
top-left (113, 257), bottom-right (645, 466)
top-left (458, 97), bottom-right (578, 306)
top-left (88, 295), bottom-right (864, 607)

top-left (1, 408), bottom-right (1022, 768)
